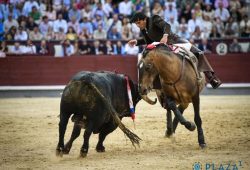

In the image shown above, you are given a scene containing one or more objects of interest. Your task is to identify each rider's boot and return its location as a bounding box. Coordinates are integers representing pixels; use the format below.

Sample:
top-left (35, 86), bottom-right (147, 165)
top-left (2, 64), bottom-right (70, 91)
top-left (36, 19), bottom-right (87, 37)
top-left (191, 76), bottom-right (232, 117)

top-left (190, 46), bottom-right (222, 89)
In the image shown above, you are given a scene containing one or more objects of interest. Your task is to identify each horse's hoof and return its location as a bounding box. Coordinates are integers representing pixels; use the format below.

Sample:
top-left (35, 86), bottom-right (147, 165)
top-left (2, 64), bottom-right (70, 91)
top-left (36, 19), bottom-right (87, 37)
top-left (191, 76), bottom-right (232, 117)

top-left (199, 143), bottom-right (206, 149)
top-left (63, 143), bottom-right (72, 154)
top-left (80, 148), bottom-right (88, 158)
top-left (56, 149), bottom-right (63, 157)
top-left (185, 122), bottom-right (196, 131)
top-left (96, 145), bottom-right (105, 152)
top-left (165, 131), bottom-right (173, 138)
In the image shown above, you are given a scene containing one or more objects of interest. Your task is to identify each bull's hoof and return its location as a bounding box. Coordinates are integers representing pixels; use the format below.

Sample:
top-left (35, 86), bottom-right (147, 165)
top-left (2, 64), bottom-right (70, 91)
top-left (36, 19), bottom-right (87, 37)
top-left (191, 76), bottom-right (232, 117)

top-left (63, 143), bottom-right (72, 154)
top-left (199, 143), bottom-right (206, 149)
top-left (80, 148), bottom-right (88, 158)
top-left (96, 145), bottom-right (105, 152)
top-left (185, 122), bottom-right (196, 131)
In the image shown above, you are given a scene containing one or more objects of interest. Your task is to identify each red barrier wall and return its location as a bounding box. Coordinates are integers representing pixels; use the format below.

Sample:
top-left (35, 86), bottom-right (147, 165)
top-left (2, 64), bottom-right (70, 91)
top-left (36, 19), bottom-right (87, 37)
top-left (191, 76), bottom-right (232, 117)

top-left (0, 54), bottom-right (249, 85)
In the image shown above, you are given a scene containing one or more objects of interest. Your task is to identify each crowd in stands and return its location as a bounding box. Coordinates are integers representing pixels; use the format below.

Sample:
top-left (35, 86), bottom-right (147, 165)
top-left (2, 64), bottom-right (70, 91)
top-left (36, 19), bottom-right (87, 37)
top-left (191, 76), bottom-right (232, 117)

top-left (0, 0), bottom-right (250, 57)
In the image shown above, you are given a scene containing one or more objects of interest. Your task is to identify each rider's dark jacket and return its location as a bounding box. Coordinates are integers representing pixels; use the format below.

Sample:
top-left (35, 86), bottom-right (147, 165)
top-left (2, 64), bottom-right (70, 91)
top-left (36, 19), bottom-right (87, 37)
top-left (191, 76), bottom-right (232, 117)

top-left (136, 15), bottom-right (181, 45)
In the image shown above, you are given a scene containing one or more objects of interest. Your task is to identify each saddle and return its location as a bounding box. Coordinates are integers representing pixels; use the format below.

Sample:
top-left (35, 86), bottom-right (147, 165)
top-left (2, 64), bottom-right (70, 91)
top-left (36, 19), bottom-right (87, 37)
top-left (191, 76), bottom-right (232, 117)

top-left (146, 42), bottom-right (203, 84)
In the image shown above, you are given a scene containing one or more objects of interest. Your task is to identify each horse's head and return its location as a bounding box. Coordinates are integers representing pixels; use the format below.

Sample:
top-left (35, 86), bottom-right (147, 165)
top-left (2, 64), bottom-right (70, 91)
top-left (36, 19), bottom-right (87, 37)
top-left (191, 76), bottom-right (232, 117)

top-left (137, 50), bottom-right (158, 104)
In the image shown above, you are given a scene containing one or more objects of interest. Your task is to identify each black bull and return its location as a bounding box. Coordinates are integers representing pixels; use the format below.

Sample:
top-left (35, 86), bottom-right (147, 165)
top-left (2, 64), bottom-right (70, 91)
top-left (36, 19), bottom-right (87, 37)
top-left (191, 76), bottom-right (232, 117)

top-left (56, 71), bottom-right (145, 157)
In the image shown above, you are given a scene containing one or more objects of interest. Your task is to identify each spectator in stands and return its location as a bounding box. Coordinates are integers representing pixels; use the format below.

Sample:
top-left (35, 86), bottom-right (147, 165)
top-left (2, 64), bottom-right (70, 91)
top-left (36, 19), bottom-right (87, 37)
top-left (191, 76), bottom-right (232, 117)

top-left (214, 1), bottom-right (230, 24)
top-left (29, 26), bottom-right (43, 41)
top-left (68, 3), bottom-right (81, 22)
top-left (198, 38), bottom-right (212, 53)
top-left (213, 17), bottom-right (225, 37)
top-left (164, 3), bottom-right (178, 23)
top-left (53, 13), bottom-right (68, 33)
top-left (3, 14), bottom-right (19, 33)
top-left (0, 41), bottom-right (7, 57)
top-left (119, 0), bottom-right (133, 17)
top-left (55, 27), bottom-right (66, 41)
top-left (39, 16), bottom-right (53, 36)
top-left (169, 16), bottom-right (179, 34)
top-left (37, 39), bottom-right (49, 55)
top-left (224, 17), bottom-right (239, 38)
top-left (14, 26), bottom-right (28, 41)
top-left (178, 25), bottom-right (190, 40)
top-left (187, 13), bottom-right (203, 35)
top-left (4, 26), bottom-right (17, 40)
top-left (18, 15), bottom-right (28, 30)
top-left (124, 42), bottom-right (139, 55)
top-left (229, 38), bottom-right (242, 53)
top-left (107, 14), bottom-right (122, 34)
top-left (5, 3), bottom-right (20, 20)
top-left (92, 2), bottom-right (106, 21)
top-left (152, 1), bottom-right (164, 19)
top-left (90, 40), bottom-right (105, 55)
top-left (29, 6), bottom-right (41, 24)
top-left (79, 17), bottom-right (93, 35)
top-left (61, 39), bottom-right (75, 56)
top-left (22, 0), bottom-right (40, 17)
top-left (93, 24), bottom-right (107, 40)
top-left (202, 15), bottom-right (213, 36)
top-left (104, 40), bottom-right (115, 55)
top-left (121, 25), bottom-right (133, 41)
top-left (63, 0), bottom-right (72, 10)
top-left (39, 0), bottom-right (47, 15)
top-left (8, 42), bottom-right (25, 55)
top-left (229, 0), bottom-right (241, 22)
top-left (103, 0), bottom-right (113, 19)
top-left (44, 26), bottom-right (55, 41)
top-left (209, 25), bottom-right (221, 38)
top-left (73, 40), bottom-right (79, 55)
top-left (214, 0), bottom-right (229, 9)
top-left (113, 40), bottom-right (125, 55)
top-left (92, 14), bottom-right (106, 31)
top-left (79, 27), bottom-right (92, 40)
top-left (24, 39), bottom-right (37, 54)
top-left (43, 4), bottom-right (56, 21)
top-left (203, 3), bottom-right (215, 20)
top-left (0, 18), bottom-right (3, 41)
top-left (53, 0), bottom-right (63, 11)
top-left (68, 16), bottom-right (80, 34)
top-left (57, 5), bottom-right (69, 22)
top-left (192, 3), bottom-right (203, 21)
top-left (190, 26), bottom-right (202, 40)
top-left (66, 26), bottom-right (77, 41)
top-left (26, 16), bottom-right (38, 31)
top-left (239, 15), bottom-right (250, 37)
top-left (107, 27), bottom-right (122, 40)
top-left (133, 0), bottom-right (145, 13)
top-left (179, 3), bottom-right (192, 22)
top-left (80, 4), bottom-right (92, 21)
top-left (79, 40), bottom-right (91, 55)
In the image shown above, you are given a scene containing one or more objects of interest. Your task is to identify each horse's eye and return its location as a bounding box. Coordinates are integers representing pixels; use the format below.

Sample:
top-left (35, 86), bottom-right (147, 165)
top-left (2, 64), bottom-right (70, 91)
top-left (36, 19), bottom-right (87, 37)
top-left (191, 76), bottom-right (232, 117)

top-left (145, 63), bottom-right (152, 71)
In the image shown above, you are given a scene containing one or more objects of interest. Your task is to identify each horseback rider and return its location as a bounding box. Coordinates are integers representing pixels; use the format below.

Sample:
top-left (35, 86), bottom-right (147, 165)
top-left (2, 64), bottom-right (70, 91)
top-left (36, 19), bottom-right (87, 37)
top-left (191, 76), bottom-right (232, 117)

top-left (128, 12), bottom-right (221, 89)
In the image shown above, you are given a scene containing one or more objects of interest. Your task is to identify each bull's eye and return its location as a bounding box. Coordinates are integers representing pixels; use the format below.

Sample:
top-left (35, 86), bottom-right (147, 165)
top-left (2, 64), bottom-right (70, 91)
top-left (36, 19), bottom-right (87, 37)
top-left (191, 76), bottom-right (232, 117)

top-left (145, 63), bottom-right (152, 71)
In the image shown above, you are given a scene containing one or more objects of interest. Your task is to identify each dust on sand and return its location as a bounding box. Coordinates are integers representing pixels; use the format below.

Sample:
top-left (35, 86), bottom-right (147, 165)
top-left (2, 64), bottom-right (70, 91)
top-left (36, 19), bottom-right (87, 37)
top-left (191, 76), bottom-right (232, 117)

top-left (0, 94), bottom-right (249, 170)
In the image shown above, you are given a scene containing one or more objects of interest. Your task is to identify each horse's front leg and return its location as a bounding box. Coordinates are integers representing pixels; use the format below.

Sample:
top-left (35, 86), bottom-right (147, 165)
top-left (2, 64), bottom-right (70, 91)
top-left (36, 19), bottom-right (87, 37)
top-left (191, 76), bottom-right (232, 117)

top-left (165, 109), bottom-right (173, 137)
top-left (192, 93), bottom-right (206, 148)
top-left (172, 103), bottom-right (189, 133)
top-left (165, 97), bottom-right (196, 131)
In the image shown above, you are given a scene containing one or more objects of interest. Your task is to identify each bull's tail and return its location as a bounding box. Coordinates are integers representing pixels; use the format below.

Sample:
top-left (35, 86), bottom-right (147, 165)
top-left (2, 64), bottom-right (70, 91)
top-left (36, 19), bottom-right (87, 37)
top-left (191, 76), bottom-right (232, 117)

top-left (88, 82), bottom-right (141, 147)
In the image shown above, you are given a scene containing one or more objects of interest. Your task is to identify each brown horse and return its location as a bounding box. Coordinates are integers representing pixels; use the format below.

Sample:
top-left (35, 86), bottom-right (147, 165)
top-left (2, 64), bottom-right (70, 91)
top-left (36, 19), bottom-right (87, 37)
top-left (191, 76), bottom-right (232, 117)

top-left (138, 44), bottom-right (206, 148)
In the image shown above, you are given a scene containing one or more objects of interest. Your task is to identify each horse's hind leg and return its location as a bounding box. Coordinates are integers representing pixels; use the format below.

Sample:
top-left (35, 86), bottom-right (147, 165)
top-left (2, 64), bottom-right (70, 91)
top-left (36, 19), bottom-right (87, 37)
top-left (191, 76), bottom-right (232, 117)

top-left (192, 94), bottom-right (206, 148)
top-left (165, 97), bottom-right (196, 131)
top-left (172, 103), bottom-right (189, 133)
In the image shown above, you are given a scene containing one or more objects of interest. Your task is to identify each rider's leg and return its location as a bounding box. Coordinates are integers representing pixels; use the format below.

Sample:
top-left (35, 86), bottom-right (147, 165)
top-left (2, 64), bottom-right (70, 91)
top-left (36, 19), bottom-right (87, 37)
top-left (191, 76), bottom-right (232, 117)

top-left (190, 45), bottom-right (222, 89)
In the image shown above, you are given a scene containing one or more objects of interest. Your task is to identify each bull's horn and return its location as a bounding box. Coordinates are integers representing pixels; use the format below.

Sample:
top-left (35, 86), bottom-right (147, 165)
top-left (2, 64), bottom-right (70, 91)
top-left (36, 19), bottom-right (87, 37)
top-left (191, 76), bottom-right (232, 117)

top-left (141, 95), bottom-right (157, 105)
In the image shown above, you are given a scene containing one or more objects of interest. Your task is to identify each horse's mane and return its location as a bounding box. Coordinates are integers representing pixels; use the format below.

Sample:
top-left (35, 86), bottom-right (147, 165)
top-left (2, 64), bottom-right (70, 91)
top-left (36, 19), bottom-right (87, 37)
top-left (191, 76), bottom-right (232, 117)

top-left (142, 44), bottom-right (179, 59)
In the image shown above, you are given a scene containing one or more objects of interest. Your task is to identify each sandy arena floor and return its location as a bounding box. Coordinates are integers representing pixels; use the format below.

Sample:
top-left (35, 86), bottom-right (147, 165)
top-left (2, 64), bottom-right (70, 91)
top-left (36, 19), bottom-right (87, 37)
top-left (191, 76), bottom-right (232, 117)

top-left (0, 94), bottom-right (249, 170)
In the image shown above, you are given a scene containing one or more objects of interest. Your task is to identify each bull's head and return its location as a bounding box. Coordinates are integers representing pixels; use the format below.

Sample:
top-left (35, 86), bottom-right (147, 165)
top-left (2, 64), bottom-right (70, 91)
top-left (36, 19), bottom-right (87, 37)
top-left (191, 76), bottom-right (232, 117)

top-left (137, 53), bottom-right (158, 105)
